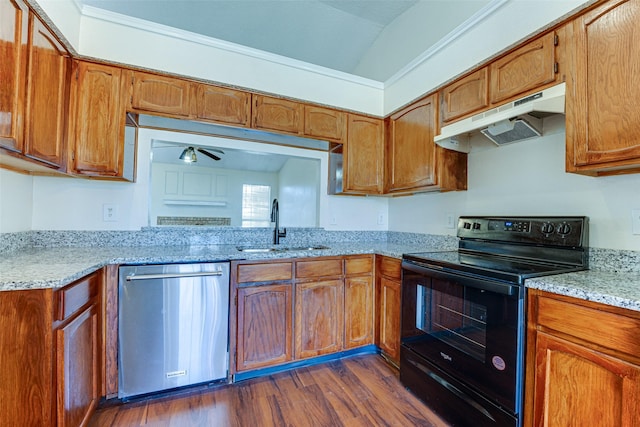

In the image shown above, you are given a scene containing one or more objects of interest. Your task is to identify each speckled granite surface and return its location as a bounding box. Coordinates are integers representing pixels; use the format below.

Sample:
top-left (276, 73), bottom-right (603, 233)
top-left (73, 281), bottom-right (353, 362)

top-left (0, 241), bottom-right (443, 292)
top-left (1, 228), bottom-right (638, 313)
top-left (526, 270), bottom-right (640, 312)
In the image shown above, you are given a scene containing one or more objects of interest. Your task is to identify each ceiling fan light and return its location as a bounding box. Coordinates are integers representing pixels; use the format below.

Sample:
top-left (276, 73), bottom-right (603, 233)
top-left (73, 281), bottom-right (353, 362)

top-left (179, 146), bottom-right (197, 163)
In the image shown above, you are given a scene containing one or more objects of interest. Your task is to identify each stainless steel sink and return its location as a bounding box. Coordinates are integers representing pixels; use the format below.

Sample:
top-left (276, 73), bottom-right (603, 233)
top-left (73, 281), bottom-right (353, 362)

top-left (236, 245), bottom-right (329, 253)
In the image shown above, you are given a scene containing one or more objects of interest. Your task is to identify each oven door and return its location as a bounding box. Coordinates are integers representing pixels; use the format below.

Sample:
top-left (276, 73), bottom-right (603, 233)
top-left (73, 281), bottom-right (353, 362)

top-left (401, 260), bottom-right (524, 414)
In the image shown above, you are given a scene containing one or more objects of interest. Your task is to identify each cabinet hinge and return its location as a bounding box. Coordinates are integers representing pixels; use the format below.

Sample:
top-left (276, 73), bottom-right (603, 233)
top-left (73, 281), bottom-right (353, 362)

top-left (554, 62), bottom-right (559, 74)
top-left (554, 34), bottom-right (559, 46)
top-left (75, 69), bottom-right (79, 80)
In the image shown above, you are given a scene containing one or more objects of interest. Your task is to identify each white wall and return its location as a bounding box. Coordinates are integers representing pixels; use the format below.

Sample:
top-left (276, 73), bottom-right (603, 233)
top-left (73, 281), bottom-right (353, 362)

top-left (383, 0), bottom-right (591, 113)
top-left (388, 116), bottom-right (640, 250)
top-left (0, 169), bottom-right (33, 232)
top-left (25, 128), bottom-right (386, 231)
top-left (353, 0), bottom-right (491, 82)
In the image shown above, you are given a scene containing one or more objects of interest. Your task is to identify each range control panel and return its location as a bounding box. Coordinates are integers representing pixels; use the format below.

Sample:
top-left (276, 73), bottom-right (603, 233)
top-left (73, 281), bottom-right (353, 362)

top-left (458, 216), bottom-right (588, 247)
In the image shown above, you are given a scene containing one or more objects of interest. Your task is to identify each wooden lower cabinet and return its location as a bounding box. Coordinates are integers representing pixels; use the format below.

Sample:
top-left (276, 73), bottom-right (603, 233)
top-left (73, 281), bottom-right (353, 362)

top-left (0, 269), bottom-right (103, 427)
top-left (375, 256), bottom-right (402, 365)
top-left (232, 256), bottom-right (375, 373)
top-left (344, 275), bottom-right (374, 349)
top-left (235, 283), bottom-right (293, 371)
top-left (295, 279), bottom-right (344, 359)
top-left (56, 303), bottom-right (100, 427)
top-left (526, 289), bottom-right (640, 426)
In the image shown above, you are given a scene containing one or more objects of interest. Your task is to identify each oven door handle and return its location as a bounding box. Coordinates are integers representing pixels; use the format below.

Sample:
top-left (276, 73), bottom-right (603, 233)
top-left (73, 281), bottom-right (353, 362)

top-left (402, 261), bottom-right (520, 297)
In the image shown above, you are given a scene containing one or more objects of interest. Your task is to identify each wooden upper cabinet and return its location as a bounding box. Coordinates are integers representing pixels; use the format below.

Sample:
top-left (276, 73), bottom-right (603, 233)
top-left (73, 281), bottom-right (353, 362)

top-left (567, 0), bottom-right (640, 175)
top-left (0, 0), bottom-right (29, 152)
top-left (303, 105), bottom-right (345, 142)
top-left (129, 71), bottom-right (193, 117)
top-left (440, 67), bottom-right (489, 124)
top-left (343, 114), bottom-right (384, 194)
top-left (195, 85), bottom-right (251, 127)
top-left (387, 95), bottom-right (438, 192)
top-left (68, 61), bottom-right (127, 178)
top-left (489, 31), bottom-right (558, 104)
top-left (252, 95), bottom-right (303, 134)
top-left (23, 13), bottom-right (69, 168)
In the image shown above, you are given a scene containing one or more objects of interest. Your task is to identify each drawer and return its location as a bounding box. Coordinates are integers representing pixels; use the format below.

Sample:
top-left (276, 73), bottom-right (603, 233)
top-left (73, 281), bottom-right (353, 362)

top-left (296, 258), bottom-right (343, 279)
top-left (235, 262), bottom-right (293, 283)
top-left (376, 256), bottom-right (401, 281)
top-left (536, 295), bottom-right (640, 361)
top-left (345, 256), bottom-right (373, 276)
top-left (55, 271), bottom-right (101, 321)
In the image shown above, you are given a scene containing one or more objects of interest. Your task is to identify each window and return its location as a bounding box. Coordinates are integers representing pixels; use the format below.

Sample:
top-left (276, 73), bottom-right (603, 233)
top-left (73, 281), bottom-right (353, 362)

top-left (242, 184), bottom-right (271, 227)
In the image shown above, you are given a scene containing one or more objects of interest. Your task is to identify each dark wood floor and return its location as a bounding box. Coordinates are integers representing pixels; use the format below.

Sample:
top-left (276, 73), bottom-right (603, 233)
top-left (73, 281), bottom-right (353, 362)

top-left (90, 354), bottom-right (450, 426)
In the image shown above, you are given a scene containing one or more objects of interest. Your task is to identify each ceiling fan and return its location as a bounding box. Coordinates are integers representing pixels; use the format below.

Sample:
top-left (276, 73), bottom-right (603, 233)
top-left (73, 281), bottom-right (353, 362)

top-left (179, 146), bottom-right (225, 163)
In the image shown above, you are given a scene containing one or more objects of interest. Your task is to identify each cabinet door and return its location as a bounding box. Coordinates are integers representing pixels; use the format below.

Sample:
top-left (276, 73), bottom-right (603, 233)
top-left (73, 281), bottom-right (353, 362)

top-left (236, 284), bottom-right (292, 371)
top-left (533, 332), bottom-right (640, 426)
top-left (344, 276), bottom-right (373, 349)
top-left (344, 114), bottom-right (384, 194)
top-left (252, 95), bottom-right (302, 134)
top-left (195, 84), bottom-right (251, 127)
top-left (440, 67), bottom-right (489, 124)
top-left (56, 304), bottom-right (100, 427)
top-left (23, 14), bottom-right (68, 168)
top-left (387, 95), bottom-right (437, 192)
top-left (490, 31), bottom-right (557, 104)
top-left (68, 61), bottom-right (125, 178)
top-left (378, 277), bottom-right (401, 364)
top-left (304, 105), bottom-right (345, 142)
top-left (295, 279), bottom-right (344, 359)
top-left (0, 0), bottom-right (28, 152)
top-left (567, 0), bottom-right (640, 173)
top-left (130, 71), bottom-right (193, 117)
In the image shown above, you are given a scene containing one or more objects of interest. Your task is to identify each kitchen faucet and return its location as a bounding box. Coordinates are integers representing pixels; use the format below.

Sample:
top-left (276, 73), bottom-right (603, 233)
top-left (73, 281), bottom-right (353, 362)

top-left (271, 198), bottom-right (287, 245)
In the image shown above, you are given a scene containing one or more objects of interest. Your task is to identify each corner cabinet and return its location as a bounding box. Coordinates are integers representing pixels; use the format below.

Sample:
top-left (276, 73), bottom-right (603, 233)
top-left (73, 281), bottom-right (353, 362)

top-left (0, 270), bottom-right (103, 427)
top-left (67, 61), bottom-right (134, 180)
top-left (566, 0), bottom-right (640, 176)
top-left (387, 94), bottom-right (467, 194)
top-left (525, 290), bottom-right (640, 426)
top-left (0, 0), bottom-right (29, 153)
top-left (23, 13), bottom-right (70, 169)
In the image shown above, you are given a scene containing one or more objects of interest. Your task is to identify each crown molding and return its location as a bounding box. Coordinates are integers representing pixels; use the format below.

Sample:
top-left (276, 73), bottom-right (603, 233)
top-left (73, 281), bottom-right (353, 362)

top-left (384, 0), bottom-right (510, 87)
top-left (78, 5), bottom-right (384, 90)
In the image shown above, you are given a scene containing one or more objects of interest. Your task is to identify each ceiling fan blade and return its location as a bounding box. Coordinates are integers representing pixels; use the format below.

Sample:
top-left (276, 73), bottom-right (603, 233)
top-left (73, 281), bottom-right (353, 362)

top-left (197, 148), bottom-right (221, 161)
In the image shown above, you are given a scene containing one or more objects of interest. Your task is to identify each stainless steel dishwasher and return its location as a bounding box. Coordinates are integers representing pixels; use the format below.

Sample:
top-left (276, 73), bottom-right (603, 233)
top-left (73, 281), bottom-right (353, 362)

top-left (118, 262), bottom-right (230, 399)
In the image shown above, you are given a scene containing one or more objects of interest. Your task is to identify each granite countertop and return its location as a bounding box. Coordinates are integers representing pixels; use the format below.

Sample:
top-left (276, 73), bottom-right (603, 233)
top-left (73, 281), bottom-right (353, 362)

top-left (526, 270), bottom-right (640, 312)
top-left (0, 242), bottom-right (430, 292)
top-left (2, 242), bottom-right (639, 313)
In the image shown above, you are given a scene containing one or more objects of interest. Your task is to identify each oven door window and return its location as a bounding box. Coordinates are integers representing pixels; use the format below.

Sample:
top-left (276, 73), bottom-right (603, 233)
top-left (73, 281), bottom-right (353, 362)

top-left (416, 280), bottom-right (487, 362)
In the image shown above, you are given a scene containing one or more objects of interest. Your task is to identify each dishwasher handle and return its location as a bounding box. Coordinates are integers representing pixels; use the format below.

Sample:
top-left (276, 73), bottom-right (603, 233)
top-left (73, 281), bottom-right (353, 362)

top-left (125, 271), bottom-right (225, 281)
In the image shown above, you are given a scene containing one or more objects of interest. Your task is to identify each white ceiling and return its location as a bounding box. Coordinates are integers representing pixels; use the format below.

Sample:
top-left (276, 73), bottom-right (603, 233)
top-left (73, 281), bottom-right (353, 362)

top-left (77, 0), bottom-right (491, 81)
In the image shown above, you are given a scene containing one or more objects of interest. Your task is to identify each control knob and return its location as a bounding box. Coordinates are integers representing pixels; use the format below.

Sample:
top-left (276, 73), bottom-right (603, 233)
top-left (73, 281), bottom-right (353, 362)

top-left (557, 223), bottom-right (571, 235)
top-left (541, 222), bottom-right (555, 234)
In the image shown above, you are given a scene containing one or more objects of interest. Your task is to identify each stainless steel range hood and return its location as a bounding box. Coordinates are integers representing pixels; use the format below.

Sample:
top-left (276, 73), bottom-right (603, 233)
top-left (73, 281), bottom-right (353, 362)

top-left (435, 83), bottom-right (565, 153)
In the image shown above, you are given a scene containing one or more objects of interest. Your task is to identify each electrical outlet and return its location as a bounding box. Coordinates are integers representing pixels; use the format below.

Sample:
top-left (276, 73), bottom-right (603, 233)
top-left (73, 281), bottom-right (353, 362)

top-left (377, 212), bottom-right (385, 225)
top-left (103, 204), bottom-right (119, 222)
top-left (632, 209), bottom-right (640, 235)
top-left (330, 215), bottom-right (337, 225)
top-left (446, 213), bottom-right (456, 229)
